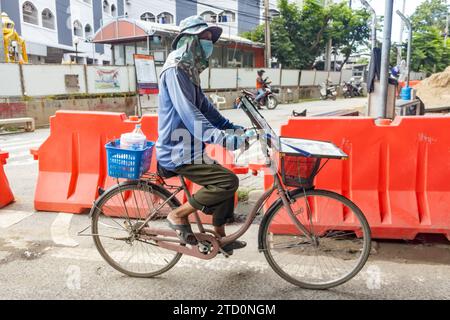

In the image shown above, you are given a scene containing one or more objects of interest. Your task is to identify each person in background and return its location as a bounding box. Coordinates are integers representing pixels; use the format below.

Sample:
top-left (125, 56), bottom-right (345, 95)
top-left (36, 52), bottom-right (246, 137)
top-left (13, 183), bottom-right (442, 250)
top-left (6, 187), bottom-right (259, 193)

top-left (255, 69), bottom-right (266, 108)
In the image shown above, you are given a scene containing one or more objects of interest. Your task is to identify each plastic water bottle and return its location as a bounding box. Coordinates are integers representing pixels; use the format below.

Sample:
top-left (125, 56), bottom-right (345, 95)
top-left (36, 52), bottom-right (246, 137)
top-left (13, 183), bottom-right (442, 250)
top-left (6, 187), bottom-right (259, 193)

top-left (120, 124), bottom-right (147, 150)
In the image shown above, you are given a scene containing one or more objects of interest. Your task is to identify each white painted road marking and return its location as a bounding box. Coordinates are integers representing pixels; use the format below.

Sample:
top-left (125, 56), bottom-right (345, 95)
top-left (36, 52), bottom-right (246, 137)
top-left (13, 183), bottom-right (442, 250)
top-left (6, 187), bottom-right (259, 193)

top-left (0, 138), bottom-right (45, 167)
top-left (0, 139), bottom-right (45, 148)
top-left (6, 159), bottom-right (37, 167)
top-left (0, 210), bottom-right (34, 228)
top-left (2, 143), bottom-right (41, 152)
top-left (50, 213), bottom-right (79, 247)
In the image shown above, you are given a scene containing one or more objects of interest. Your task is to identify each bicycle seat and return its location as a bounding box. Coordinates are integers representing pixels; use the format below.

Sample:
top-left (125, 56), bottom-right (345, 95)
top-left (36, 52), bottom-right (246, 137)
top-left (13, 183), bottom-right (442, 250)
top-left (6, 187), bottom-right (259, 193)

top-left (157, 163), bottom-right (179, 179)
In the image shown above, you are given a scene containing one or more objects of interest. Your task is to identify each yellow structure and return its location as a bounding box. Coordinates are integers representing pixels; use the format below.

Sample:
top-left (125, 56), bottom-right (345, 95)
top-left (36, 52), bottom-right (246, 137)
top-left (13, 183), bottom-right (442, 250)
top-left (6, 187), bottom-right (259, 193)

top-left (1, 12), bottom-right (28, 63)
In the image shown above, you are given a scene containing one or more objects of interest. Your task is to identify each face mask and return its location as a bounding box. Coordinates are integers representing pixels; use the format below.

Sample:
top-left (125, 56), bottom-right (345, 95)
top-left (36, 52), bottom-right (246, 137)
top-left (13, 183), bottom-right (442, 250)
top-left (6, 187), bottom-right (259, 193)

top-left (199, 39), bottom-right (214, 58)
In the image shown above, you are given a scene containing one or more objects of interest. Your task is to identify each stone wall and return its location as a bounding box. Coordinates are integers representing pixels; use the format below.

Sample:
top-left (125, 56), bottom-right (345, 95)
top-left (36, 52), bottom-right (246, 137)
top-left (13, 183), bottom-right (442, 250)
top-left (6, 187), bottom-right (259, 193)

top-left (0, 95), bottom-right (137, 128)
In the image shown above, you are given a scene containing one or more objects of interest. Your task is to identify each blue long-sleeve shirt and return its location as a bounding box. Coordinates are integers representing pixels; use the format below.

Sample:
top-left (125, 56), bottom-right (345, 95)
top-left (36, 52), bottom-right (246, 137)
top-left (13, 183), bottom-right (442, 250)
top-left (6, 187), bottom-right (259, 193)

top-left (156, 67), bottom-right (236, 170)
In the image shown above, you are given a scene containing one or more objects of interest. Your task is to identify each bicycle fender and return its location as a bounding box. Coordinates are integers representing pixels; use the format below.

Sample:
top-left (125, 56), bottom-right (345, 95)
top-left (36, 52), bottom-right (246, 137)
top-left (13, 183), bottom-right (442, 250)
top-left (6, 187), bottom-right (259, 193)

top-left (88, 180), bottom-right (140, 218)
top-left (88, 180), bottom-right (179, 218)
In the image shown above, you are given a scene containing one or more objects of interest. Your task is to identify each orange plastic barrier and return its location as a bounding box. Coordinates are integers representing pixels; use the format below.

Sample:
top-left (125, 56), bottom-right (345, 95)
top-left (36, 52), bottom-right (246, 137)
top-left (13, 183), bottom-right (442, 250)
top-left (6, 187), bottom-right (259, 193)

top-left (263, 116), bottom-right (450, 241)
top-left (397, 80), bottom-right (421, 95)
top-left (0, 151), bottom-right (14, 208)
top-left (33, 111), bottom-right (247, 215)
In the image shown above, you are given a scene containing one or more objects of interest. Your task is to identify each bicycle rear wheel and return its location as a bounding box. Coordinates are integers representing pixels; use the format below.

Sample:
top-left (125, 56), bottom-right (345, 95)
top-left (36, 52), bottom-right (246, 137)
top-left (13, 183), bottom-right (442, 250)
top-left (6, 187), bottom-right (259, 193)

top-left (260, 189), bottom-right (371, 289)
top-left (91, 180), bottom-right (182, 278)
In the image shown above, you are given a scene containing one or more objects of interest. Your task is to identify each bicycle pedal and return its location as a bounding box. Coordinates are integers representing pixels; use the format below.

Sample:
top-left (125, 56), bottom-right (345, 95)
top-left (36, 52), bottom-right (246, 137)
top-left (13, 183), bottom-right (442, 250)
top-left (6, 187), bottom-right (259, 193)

top-left (218, 248), bottom-right (232, 258)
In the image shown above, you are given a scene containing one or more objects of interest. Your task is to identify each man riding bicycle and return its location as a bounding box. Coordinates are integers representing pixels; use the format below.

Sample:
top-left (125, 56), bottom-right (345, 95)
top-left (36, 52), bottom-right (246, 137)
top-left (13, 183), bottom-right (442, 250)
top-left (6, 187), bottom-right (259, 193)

top-left (156, 16), bottom-right (248, 255)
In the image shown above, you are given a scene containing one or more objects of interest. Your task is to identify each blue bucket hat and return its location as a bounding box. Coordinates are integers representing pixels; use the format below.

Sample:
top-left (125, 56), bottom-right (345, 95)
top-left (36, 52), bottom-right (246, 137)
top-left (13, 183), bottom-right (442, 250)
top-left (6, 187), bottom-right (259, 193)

top-left (171, 15), bottom-right (222, 50)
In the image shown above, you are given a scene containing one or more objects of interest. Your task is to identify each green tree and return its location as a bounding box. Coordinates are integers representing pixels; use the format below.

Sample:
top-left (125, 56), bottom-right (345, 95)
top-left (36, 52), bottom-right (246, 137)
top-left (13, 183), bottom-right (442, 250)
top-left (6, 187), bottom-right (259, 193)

top-left (242, 0), bottom-right (370, 69)
top-left (411, 27), bottom-right (450, 75)
top-left (403, 0), bottom-right (450, 74)
top-left (328, 2), bottom-right (370, 67)
top-left (411, 0), bottom-right (449, 31)
top-left (243, 0), bottom-right (328, 69)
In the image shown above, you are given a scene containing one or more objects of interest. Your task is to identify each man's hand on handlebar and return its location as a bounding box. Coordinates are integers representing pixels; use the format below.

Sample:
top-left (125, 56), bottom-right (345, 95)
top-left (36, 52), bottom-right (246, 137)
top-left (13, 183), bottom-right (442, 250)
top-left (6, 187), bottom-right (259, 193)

top-left (223, 127), bottom-right (258, 152)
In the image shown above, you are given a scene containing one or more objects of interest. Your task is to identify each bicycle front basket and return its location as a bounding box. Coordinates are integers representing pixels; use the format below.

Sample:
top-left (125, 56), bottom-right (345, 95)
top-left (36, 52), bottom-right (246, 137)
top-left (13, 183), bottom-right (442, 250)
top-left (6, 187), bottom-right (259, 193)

top-left (280, 154), bottom-right (321, 189)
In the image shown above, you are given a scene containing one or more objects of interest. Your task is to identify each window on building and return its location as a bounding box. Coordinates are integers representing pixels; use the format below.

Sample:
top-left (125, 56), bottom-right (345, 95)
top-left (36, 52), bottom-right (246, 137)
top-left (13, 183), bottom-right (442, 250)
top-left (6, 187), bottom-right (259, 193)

top-left (103, 1), bottom-right (110, 14)
top-left (85, 24), bottom-right (93, 38)
top-left (73, 20), bottom-right (83, 37)
top-left (140, 12), bottom-right (155, 22)
top-left (157, 12), bottom-right (174, 24)
top-left (111, 4), bottom-right (117, 17)
top-left (243, 51), bottom-right (254, 68)
top-left (22, 1), bottom-right (38, 25)
top-left (210, 46), bottom-right (223, 68)
top-left (41, 8), bottom-right (55, 30)
top-left (269, 9), bottom-right (280, 19)
top-left (218, 10), bottom-right (235, 23)
top-left (227, 48), bottom-right (242, 67)
top-left (201, 11), bottom-right (217, 23)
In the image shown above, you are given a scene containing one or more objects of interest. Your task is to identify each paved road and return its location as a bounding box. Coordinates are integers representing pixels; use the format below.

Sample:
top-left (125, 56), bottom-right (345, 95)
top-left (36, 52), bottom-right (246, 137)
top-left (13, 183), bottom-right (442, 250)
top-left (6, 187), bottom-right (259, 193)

top-left (1, 98), bottom-right (449, 300)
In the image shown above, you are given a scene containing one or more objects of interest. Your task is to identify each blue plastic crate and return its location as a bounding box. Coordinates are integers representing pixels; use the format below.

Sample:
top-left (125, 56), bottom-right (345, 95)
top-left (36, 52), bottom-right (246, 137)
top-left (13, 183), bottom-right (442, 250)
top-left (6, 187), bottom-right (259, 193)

top-left (106, 139), bottom-right (154, 179)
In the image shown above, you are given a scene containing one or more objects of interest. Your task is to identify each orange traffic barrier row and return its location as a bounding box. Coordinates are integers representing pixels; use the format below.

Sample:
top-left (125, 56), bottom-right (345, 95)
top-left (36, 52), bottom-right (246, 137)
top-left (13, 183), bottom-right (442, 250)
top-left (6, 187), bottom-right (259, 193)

top-left (262, 116), bottom-right (450, 241)
top-left (32, 111), bottom-right (247, 215)
top-left (0, 150), bottom-right (14, 208)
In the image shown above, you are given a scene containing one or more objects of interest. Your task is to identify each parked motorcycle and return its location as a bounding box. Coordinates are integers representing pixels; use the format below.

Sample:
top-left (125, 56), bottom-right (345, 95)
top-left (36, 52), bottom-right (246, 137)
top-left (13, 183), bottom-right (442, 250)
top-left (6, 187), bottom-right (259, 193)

top-left (342, 77), bottom-right (364, 98)
top-left (320, 80), bottom-right (337, 100)
top-left (342, 82), bottom-right (357, 98)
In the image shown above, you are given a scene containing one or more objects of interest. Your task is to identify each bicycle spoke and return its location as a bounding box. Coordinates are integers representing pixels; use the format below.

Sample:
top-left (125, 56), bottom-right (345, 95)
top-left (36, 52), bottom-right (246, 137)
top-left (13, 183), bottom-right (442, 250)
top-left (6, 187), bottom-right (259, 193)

top-left (92, 181), bottom-right (182, 277)
top-left (262, 189), bottom-right (370, 289)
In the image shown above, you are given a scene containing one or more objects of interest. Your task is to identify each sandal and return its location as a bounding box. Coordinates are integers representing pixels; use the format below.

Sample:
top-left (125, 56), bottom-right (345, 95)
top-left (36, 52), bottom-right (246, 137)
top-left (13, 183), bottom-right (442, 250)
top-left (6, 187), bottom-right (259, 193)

top-left (221, 240), bottom-right (247, 256)
top-left (167, 219), bottom-right (198, 245)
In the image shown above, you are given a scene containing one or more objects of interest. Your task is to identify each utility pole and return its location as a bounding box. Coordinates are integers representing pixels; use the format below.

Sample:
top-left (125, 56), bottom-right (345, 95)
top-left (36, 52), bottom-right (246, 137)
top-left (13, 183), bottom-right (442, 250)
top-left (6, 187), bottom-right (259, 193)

top-left (0, 1), bottom-right (6, 63)
top-left (325, 0), bottom-right (332, 72)
top-left (378, 0), bottom-right (394, 119)
top-left (397, 10), bottom-right (412, 87)
top-left (397, 0), bottom-right (406, 65)
top-left (264, 0), bottom-right (271, 68)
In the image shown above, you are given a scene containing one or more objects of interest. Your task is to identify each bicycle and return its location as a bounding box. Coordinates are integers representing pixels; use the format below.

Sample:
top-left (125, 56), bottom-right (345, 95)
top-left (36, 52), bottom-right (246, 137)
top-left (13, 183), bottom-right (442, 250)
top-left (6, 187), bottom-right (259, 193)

top-left (87, 93), bottom-right (371, 290)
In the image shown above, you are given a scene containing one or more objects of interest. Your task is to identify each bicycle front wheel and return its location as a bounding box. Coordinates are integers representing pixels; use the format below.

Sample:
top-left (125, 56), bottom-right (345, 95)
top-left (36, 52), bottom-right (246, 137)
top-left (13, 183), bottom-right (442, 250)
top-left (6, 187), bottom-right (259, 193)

top-left (261, 189), bottom-right (371, 290)
top-left (91, 180), bottom-right (182, 278)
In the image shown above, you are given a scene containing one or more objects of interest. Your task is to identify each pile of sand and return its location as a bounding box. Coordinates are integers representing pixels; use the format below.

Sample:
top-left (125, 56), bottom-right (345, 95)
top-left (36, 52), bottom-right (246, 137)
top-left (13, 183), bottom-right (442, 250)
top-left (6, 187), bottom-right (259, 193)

top-left (415, 66), bottom-right (450, 108)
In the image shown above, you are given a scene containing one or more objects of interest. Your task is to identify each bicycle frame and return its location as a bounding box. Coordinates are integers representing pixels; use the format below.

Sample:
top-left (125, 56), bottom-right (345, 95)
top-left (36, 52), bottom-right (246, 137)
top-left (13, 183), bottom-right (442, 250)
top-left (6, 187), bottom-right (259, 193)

top-left (137, 158), bottom-right (312, 259)
top-left (136, 166), bottom-right (314, 260)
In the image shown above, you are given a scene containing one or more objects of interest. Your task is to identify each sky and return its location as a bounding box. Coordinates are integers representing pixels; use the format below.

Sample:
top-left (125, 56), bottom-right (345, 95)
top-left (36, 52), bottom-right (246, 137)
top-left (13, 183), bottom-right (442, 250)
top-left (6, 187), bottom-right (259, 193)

top-left (351, 0), bottom-right (427, 43)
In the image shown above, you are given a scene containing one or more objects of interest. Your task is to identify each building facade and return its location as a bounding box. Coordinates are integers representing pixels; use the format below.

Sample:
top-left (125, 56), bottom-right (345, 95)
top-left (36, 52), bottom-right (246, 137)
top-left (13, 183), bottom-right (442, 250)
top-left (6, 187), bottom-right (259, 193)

top-left (1, 0), bottom-right (290, 65)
